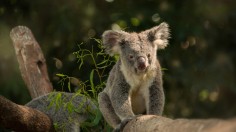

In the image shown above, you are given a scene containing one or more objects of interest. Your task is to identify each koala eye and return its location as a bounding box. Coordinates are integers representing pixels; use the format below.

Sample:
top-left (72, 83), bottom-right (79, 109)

top-left (129, 54), bottom-right (134, 59)
top-left (147, 54), bottom-right (151, 58)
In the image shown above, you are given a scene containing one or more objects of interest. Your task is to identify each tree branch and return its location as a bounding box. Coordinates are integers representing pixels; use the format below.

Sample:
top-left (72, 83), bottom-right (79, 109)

top-left (0, 96), bottom-right (54, 132)
top-left (124, 115), bottom-right (236, 132)
top-left (10, 26), bottom-right (53, 98)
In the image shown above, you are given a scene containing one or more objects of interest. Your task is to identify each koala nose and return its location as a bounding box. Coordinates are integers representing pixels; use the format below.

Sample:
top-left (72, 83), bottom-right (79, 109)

top-left (137, 56), bottom-right (146, 70)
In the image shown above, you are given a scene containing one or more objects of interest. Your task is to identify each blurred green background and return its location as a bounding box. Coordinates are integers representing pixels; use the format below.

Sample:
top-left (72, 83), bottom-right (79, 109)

top-left (0, 0), bottom-right (236, 120)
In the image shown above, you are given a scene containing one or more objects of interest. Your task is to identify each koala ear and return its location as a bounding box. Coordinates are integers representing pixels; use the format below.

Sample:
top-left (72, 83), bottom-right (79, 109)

top-left (102, 30), bottom-right (127, 56)
top-left (145, 22), bottom-right (170, 49)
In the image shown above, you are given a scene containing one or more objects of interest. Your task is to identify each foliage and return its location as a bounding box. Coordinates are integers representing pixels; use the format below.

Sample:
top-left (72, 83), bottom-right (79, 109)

top-left (55, 39), bottom-right (115, 131)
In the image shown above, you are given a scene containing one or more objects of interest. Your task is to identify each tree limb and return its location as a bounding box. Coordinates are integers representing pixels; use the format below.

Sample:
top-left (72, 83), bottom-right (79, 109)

top-left (123, 115), bottom-right (236, 132)
top-left (0, 96), bottom-right (54, 132)
top-left (10, 26), bottom-right (53, 98)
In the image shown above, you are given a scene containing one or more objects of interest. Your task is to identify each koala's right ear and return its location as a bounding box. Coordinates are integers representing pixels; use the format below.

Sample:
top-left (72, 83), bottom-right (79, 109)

top-left (102, 30), bottom-right (127, 56)
top-left (145, 22), bottom-right (170, 50)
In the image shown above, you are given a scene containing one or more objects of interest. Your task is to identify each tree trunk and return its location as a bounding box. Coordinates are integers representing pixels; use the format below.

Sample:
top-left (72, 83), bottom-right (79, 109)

top-left (10, 26), bottom-right (53, 99)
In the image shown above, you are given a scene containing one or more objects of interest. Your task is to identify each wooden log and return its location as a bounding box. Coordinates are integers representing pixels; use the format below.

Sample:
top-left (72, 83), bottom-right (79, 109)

top-left (0, 95), bottom-right (54, 132)
top-left (10, 26), bottom-right (53, 98)
top-left (123, 115), bottom-right (236, 132)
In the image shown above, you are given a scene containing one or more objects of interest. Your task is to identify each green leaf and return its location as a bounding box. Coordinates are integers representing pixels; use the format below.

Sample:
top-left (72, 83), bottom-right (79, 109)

top-left (56, 73), bottom-right (66, 77)
top-left (91, 109), bottom-right (102, 126)
top-left (90, 69), bottom-right (95, 97)
top-left (96, 52), bottom-right (104, 55)
top-left (79, 59), bottom-right (84, 69)
top-left (65, 102), bottom-right (74, 114)
top-left (55, 93), bottom-right (62, 109)
top-left (68, 80), bottom-right (71, 92)
top-left (90, 70), bottom-right (94, 88)
top-left (97, 65), bottom-right (110, 69)
top-left (97, 60), bottom-right (108, 66)
top-left (161, 68), bottom-right (168, 71)
top-left (114, 55), bottom-right (119, 61)
top-left (80, 109), bottom-right (102, 127)
top-left (92, 38), bottom-right (102, 44)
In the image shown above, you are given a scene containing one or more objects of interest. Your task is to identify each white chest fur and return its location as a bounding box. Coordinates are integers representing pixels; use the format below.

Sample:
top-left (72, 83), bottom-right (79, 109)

top-left (120, 63), bottom-right (156, 114)
top-left (120, 63), bottom-right (155, 89)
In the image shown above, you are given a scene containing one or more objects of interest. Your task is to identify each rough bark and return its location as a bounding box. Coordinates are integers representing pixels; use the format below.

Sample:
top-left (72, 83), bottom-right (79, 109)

top-left (10, 26), bottom-right (53, 98)
top-left (123, 115), bottom-right (236, 132)
top-left (0, 95), bottom-right (54, 132)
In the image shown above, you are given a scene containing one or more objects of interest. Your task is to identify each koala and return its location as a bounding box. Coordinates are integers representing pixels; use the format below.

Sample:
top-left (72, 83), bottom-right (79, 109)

top-left (98, 22), bottom-right (170, 131)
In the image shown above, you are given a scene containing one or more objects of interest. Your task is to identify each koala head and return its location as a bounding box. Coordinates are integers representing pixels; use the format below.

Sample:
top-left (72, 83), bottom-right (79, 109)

top-left (102, 22), bottom-right (170, 74)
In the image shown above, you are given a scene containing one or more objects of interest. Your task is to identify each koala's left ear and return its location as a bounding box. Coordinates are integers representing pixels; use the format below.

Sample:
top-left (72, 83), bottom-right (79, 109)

top-left (102, 30), bottom-right (128, 56)
top-left (145, 22), bottom-right (170, 49)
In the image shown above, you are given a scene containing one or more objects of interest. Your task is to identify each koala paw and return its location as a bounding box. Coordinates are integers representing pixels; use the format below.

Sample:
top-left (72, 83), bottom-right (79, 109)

top-left (113, 118), bottom-right (133, 132)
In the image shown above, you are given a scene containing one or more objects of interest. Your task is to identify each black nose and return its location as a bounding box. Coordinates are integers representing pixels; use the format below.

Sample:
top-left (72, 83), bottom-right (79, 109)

top-left (137, 57), bottom-right (146, 70)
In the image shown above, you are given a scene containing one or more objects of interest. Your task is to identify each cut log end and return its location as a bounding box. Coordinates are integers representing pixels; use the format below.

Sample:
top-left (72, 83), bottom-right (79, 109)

top-left (10, 26), bottom-right (34, 45)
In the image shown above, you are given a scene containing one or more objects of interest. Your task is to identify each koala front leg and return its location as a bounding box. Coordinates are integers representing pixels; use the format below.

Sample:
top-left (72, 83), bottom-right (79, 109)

top-left (111, 78), bottom-right (135, 131)
top-left (111, 81), bottom-right (135, 120)
top-left (147, 76), bottom-right (165, 115)
top-left (98, 92), bottom-right (121, 128)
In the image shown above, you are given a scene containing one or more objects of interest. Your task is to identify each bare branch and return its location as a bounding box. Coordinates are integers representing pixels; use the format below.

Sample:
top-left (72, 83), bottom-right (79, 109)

top-left (10, 26), bottom-right (53, 98)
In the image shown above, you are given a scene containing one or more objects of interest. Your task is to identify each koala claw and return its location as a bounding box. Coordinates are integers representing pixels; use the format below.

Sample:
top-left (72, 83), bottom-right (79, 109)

top-left (113, 118), bottom-right (133, 132)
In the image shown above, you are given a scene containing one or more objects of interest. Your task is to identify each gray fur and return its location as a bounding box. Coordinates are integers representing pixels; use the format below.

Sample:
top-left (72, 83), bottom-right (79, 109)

top-left (26, 92), bottom-right (97, 132)
top-left (98, 22), bottom-right (170, 129)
